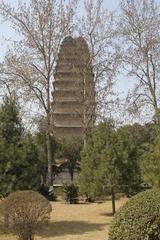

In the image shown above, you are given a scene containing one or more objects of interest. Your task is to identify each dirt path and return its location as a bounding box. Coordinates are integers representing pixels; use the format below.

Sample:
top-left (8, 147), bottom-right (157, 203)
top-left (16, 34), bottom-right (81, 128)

top-left (0, 198), bottom-right (126, 240)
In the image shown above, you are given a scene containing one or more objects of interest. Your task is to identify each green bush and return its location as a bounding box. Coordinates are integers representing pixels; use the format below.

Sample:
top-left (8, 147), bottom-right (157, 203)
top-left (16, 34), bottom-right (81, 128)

top-left (109, 189), bottom-right (160, 240)
top-left (64, 183), bottom-right (79, 204)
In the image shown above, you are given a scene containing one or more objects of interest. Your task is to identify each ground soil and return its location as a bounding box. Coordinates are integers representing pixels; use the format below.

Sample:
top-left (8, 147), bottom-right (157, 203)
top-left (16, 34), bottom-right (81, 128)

top-left (0, 198), bottom-right (127, 240)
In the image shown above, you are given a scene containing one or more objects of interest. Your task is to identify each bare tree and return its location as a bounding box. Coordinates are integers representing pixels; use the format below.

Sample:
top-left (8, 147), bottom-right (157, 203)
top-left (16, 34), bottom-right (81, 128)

top-left (119, 0), bottom-right (160, 123)
top-left (68, 37), bottom-right (96, 145)
top-left (78, 0), bottom-right (120, 123)
top-left (0, 0), bottom-right (78, 186)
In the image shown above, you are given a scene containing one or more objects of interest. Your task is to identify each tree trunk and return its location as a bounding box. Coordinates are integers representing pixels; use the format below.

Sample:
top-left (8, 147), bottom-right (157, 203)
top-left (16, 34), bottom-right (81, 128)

top-left (46, 75), bottom-right (52, 188)
top-left (46, 133), bottom-right (52, 187)
top-left (29, 234), bottom-right (34, 240)
top-left (154, 105), bottom-right (160, 125)
top-left (83, 132), bottom-right (87, 146)
top-left (18, 230), bottom-right (34, 240)
top-left (111, 186), bottom-right (116, 215)
top-left (70, 170), bottom-right (74, 182)
top-left (69, 164), bottom-right (74, 182)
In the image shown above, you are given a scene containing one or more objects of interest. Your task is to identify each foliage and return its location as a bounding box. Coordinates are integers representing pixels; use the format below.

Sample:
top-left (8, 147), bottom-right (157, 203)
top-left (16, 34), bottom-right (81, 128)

top-left (56, 136), bottom-right (83, 181)
top-left (79, 122), bottom-right (115, 198)
top-left (141, 135), bottom-right (160, 188)
top-left (0, 95), bottom-right (23, 195)
top-left (0, 135), bottom-right (43, 195)
top-left (0, 95), bottom-right (43, 195)
top-left (19, 135), bottom-right (44, 189)
top-left (0, 190), bottom-right (52, 240)
top-left (0, 95), bottom-right (23, 144)
top-left (109, 189), bottom-right (160, 240)
top-left (64, 183), bottom-right (79, 204)
top-left (79, 121), bottom-right (120, 214)
top-left (120, 123), bottom-right (157, 146)
top-left (116, 126), bottom-right (141, 195)
top-left (35, 128), bottom-right (57, 183)
top-left (117, 123), bottom-right (160, 194)
top-left (126, 123), bottom-right (160, 188)
top-left (79, 121), bottom-right (141, 213)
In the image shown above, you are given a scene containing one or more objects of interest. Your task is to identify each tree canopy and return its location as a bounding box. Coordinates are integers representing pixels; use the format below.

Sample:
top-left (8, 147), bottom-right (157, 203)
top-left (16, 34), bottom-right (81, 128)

top-left (0, 95), bottom-right (43, 195)
top-left (79, 121), bottom-right (141, 214)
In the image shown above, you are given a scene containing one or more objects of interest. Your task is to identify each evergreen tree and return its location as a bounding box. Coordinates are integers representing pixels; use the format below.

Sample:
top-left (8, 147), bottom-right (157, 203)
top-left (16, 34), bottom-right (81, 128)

top-left (0, 95), bottom-right (23, 144)
top-left (141, 135), bottom-right (160, 188)
top-left (79, 121), bottom-right (141, 214)
top-left (79, 121), bottom-right (119, 214)
top-left (116, 127), bottom-right (141, 195)
top-left (0, 95), bottom-right (42, 195)
top-left (57, 136), bottom-right (83, 182)
top-left (119, 123), bottom-right (159, 189)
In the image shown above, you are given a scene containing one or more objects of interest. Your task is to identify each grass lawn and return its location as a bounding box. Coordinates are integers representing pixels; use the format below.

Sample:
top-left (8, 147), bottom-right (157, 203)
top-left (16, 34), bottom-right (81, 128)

top-left (1, 198), bottom-right (127, 240)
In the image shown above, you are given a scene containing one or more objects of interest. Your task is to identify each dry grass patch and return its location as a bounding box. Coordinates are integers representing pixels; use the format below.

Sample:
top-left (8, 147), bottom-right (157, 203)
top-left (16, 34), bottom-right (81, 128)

top-left (0, 198), bottom-right (127, 240)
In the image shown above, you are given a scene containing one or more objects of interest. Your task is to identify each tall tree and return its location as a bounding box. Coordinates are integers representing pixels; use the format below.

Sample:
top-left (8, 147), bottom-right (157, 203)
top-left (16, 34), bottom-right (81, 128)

top-left (79, 121), bottom-right (141, 214)
top-left (79, 121), bottom-right (120, 214)
top-left (141, 132), bottom-right (160, 188)
top-left (78, 0), bottom-right (120, 122)
top-left (0, 0), bottom-right (78, 186)
top-left (12, 134), bottom-right (43, 191)
top-left (34, 122), bottom-right (57, 183)
top-left (0, 94), bottom-right (23, 194)
top-left (57, 136), bottom-right (83, 182)
top-left (0, 95), bottom-right (42, 195)
top-left (116, 126), bottom-right (141, 195)
top-left (119, 0), bottom-right (160, 122)
top-left (0, 94), bottom-right (23, 144)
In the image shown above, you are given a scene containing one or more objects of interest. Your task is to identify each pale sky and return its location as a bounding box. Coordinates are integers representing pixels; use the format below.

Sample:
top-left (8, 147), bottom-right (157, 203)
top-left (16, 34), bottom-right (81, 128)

top-left (0, 0), bottom-right (120, 61)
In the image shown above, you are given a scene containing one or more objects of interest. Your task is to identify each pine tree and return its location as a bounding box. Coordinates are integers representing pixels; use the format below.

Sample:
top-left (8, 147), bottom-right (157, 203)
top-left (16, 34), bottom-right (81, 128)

top-left (79, 121), bottom-right (119, 214)
top-left (79, 121), bottom-right (141, 214)
top-left (0, 95), bottom-right (23, 144)
top-left (0, 95), bottom-right (42, 195)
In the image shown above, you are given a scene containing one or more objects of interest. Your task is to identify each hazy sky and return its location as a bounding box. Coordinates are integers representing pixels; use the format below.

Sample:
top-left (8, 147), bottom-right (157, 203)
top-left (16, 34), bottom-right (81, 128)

top-left (0, 0), bottom-right (120, 60)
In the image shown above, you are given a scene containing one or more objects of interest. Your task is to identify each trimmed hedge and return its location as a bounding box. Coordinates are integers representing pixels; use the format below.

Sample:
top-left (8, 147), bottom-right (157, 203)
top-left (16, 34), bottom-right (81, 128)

top-left (109, 189), bottom-right (160, 240)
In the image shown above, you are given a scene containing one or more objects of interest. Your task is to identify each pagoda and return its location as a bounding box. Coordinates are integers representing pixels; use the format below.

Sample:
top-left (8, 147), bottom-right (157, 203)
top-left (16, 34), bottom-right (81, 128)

top-left (52, 36), bottom-right (95, 139)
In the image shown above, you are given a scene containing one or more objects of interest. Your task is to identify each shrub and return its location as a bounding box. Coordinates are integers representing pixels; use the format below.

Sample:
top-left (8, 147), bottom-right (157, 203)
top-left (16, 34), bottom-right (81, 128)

top-left (38, 184), bottom-right (49, 198)
top-left (64, 183), bottom-right (79, 204)
top-left (0, 190), bottom-right (52, 240)
top-left (108, 189), bottom-right (160, 240)
top-left (38, 184), bottom-right (56, 201)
